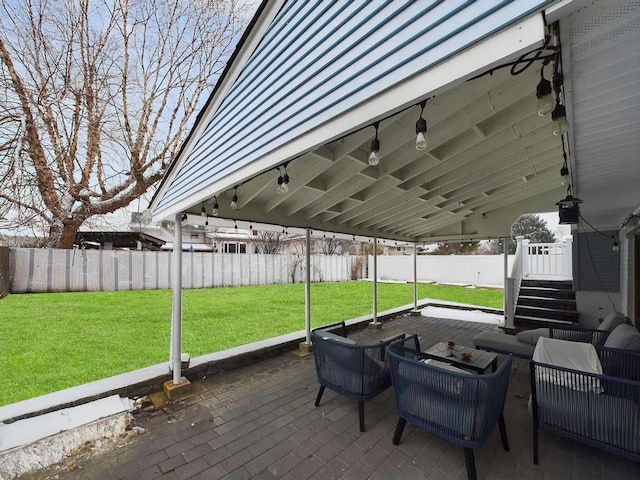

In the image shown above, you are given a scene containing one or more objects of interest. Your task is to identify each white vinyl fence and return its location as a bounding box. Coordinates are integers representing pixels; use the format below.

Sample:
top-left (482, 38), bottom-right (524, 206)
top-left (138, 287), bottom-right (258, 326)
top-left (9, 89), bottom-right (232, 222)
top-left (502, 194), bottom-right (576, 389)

top-left (370, 254), bottom-right (516, 287)
top-left (10, 248), bottom-right (365, 293)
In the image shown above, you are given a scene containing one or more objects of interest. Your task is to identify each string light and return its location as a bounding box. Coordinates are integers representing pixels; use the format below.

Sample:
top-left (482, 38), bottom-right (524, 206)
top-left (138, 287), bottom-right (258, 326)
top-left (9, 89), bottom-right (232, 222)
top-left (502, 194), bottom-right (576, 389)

top-left (200, 202), bottom-right (206, 218)
top-left (551, 103), bottom-right (569, 136)
top-left (559, 137), bottom-right (570, 186)
top-left (212, 197), bottom-right (219, 217)
top-left (368, 123), bottom-right (381, 166)
top-left (231, 187), bottom-right (239, 210)
top-left (550, 56), bottom-right (569, 136)
top-left (415, 100), bottom-right (428, 150)
top-left (535, 66), bottom-right (554, 116)
top-left (276, 162), bottom-right (290, 194)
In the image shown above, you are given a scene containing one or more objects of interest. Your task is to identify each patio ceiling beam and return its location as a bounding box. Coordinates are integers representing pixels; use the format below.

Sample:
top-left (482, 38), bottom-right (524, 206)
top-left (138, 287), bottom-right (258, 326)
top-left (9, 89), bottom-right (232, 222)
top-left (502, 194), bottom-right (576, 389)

top-left (327, 88), bottom-right (545, 226)
top-left (347, 127), bottom-right (557, 230)
top-left (284, 67), bottom-right (539, 226)
top-left (237, 169), bottom-right (282, 209)
top-left (261, 150), bottom-right (334, 212)
top-left (283, 152), bottom-right (373, 216)
top-left (399, 169), bottom-right (559, 238)
top-left (399, 169), bottom-right (559, 236)
top-left (302, 174), bottom-right (376, 219)
top-left (395, 177), bottom-right (558, 237)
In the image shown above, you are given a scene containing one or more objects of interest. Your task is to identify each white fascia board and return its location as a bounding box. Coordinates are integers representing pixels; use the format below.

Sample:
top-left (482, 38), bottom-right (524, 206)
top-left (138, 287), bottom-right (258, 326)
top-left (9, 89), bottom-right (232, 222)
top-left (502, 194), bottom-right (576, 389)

top-left (152, 14), bottom-right (547, 223)
top-left (149, 0), bottom-right (285, 215)
top-left (545, 0), bottom-right (594, 24)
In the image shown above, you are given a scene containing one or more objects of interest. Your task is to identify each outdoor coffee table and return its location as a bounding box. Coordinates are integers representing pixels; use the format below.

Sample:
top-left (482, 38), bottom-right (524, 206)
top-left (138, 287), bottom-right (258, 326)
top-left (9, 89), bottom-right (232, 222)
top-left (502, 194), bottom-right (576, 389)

top-left (422, 342), bottom-right (498, 374)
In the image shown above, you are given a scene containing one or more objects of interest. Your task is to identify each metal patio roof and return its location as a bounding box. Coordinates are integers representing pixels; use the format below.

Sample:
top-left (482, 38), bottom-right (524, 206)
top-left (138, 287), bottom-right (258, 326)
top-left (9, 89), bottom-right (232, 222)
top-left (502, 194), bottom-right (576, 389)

top-left (150, 0), bottom-right (640, 241)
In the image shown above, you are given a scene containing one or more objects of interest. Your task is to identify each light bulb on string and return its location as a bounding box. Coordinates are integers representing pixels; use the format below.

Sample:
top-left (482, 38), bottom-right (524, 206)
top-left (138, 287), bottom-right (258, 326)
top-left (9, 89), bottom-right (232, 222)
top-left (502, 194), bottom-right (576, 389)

top-left (560, 165), bottom-right (570, 186)
top-left (551, 103), bottom-right (569, 136)
top-left (212, 197), bottom-right (219, 217)
top-left (276, 174), bottom-right (284, 195)
top-left (536, 76), bottom-right (554, 116)
top-left (415, 100), bottom-right (428, 151)
top-left (368, 123), bottom-right (381, 166)
top-left (230, 188), bottom-right (239, 210)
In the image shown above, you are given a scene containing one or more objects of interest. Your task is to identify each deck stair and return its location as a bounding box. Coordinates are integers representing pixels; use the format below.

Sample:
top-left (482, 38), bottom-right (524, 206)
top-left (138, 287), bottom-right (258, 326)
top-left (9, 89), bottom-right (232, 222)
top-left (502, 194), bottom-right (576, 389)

top-left (515, 279), bottom-right (578, 331)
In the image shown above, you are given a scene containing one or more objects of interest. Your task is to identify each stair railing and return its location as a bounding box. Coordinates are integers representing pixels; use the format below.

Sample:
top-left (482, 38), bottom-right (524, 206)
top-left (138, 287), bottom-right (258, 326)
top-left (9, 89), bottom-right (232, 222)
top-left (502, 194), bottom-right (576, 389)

top-left (526, 238), bottom-right (573, 278)
top-left (505, 236), bottom-right (527, 329)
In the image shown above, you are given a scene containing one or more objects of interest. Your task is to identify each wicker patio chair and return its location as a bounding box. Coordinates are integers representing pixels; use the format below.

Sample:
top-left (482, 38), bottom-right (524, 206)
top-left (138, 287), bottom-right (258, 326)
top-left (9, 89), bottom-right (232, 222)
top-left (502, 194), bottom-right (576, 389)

top-left (311, 321), bottom-right (404, 432)
top-left (387, 335), bottom-right (512, 480)
top-left (531, 346), bottom-right (640, 464)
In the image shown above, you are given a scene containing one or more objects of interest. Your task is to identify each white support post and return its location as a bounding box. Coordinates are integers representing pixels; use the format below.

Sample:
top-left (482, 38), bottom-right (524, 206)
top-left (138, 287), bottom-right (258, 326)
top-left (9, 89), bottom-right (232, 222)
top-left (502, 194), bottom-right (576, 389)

top-left (410, 242), bottom-right (420, 315)
top-left (297, 228), bottom-right (313, 355)
top-left (163, 214), bottom-right (191, 400)
top-left (171, 214), bottom-right (183, 384)
top-left (503, 237), bottom-right (509, 325)
top-left (564, 236), bottom-right (573, 279)
top-left (505, 277), bottom-right (515, 330)
top-left (305, 228), bottom-right (311, 344)
top-left (369, 237), bottom-right (381, 329)
top-left (522, 238), bottom-right (530, 277)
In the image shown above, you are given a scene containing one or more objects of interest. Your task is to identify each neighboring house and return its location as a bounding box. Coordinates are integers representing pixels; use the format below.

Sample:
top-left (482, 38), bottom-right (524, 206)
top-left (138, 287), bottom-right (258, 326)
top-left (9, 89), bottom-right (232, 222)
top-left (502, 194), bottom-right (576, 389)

top-left (75, 231), bottom-right (165, 251)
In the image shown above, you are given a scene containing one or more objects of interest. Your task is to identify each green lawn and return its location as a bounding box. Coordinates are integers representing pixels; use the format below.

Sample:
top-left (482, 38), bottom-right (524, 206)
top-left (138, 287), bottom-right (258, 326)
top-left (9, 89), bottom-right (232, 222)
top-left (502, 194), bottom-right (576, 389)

top-left (0, 281), bottom-right (502, 406)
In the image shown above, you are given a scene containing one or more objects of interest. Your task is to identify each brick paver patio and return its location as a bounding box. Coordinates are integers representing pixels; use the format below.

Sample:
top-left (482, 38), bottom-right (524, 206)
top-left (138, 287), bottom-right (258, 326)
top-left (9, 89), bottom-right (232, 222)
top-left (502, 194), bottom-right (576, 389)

top-left (48, 315), bottom-right (640, 480)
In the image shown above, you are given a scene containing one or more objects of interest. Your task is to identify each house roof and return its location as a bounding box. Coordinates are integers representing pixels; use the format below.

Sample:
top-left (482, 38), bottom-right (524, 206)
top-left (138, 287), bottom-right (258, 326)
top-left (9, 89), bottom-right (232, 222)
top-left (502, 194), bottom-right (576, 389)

top-left (150, 0), bottom-right (640, 241)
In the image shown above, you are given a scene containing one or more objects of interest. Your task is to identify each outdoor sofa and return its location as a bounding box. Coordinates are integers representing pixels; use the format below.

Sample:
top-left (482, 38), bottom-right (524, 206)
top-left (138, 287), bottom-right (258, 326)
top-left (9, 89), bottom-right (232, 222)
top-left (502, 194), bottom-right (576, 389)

top-left (472, 312), bottom-right (630, 359)
top-left (310, 321), bottom-right (405, 432)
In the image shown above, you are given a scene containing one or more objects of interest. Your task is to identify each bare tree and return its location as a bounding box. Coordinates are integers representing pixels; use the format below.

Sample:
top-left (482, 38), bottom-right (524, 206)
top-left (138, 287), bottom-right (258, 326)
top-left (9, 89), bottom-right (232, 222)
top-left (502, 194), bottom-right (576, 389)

top-left (0, 0), bottom-right (250, 247)
top-left (254, 231), bottom-right (286, 254)
top-left (320, 237), bottom-right (352, 255)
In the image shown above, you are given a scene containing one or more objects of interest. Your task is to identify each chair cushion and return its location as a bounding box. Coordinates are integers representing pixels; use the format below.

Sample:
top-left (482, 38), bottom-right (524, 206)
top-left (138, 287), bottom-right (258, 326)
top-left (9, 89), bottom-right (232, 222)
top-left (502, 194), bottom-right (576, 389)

top-left (473, 330), bottom-right (536, 359)
top-left (319, 331), bottom-right (356, 345)
top-left (604, 324), bottom-right (640, 351)
top-left (516, 328), bottom-right (549, 345)
top-left (533, 337), bottom-right (603, 393)
top-left (597, 312), bottom-right (629, 332)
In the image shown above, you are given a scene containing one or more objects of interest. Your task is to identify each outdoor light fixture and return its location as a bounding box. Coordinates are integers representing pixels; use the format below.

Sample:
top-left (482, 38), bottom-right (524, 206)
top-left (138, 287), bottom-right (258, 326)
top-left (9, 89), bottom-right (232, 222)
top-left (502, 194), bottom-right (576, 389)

top-left (230, 188), bottom-right (239, 210)
top-left (415, 100), bottom-right (428, 151)
top-left (612, 240), bottom-right (620, 252)
top-left (556, 193), bottom-right (582, 224)
top-left (535, 75), bottom-right (554, 116)
top-left (212, 197), bottom-right (219, 217)
top-left (551, 102), bottom-right (569, 136)
top-left (368, 123), bottom-right (381, 166)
